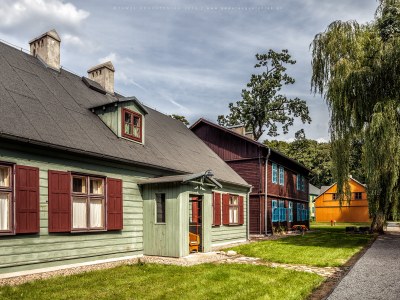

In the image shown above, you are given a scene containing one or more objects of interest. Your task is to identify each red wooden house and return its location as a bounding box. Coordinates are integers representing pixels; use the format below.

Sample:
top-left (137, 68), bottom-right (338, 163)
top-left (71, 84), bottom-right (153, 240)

top-left (191, 119), bottom-right (310, 234)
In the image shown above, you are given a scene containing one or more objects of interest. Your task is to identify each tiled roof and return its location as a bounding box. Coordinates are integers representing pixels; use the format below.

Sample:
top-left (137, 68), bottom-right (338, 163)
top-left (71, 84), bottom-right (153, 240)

top-left (0, 41), bottom-right (249, 187)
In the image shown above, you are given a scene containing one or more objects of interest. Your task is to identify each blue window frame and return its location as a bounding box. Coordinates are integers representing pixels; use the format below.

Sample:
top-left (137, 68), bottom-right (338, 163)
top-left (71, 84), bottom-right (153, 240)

top-left (288, 201), bottom-right (293, 222)
top-left (301, 176), bottom-right (305, 191)
top-left (272, 163), bottom-right (278, 184)
top-left (272, 200), bottom-right (279, 222)
top-left (279, 200), bottom-right (286, 221)
top-left (279, 166), bottom-right (284, 186)
top-left (297, 203), bottom-right (301, 221)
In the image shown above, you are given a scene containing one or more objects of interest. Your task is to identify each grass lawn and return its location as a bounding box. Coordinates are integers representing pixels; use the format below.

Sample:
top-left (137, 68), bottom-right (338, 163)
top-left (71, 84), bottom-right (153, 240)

top-left (0, 263), bottom-right (323, 300)
top-left (228, 222), bottom-right (373, 267)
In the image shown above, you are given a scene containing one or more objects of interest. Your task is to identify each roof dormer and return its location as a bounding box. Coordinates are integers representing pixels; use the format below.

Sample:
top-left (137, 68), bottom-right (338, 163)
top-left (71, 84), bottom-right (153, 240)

top-left (91, 97), bottom-right (148, 145)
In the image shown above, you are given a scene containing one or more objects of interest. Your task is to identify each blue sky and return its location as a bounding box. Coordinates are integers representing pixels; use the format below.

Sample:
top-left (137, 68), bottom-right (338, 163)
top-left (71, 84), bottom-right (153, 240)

top-left (0, 0), bottom-right (377, 142)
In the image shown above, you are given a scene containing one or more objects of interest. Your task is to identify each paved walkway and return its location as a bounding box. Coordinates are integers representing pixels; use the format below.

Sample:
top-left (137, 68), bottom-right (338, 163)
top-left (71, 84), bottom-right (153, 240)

top-left (328, 223), bottom-right (400, 300)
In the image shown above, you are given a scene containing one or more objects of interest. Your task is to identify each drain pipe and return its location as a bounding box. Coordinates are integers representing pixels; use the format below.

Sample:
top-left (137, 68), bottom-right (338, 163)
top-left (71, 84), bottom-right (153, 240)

top-left (265, 148), bottom-right (271, 235)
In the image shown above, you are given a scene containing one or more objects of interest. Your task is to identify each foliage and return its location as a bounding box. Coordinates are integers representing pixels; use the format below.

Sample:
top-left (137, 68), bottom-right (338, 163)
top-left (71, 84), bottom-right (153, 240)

top-left (310, 0), bottom-right (400, 232)
top-left (218, 49), bottom-right (311, 141)
top-left (0, 264), bottom-right (323, 300)
top-left (229, 223), bottom-right (373, 267)
top-left (265, 137), bottom-right (365, 188)
top-left (170, 114), bottom-right (190, 126)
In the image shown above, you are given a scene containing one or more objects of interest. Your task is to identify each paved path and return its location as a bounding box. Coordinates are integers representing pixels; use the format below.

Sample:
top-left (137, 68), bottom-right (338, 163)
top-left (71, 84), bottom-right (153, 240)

top-left (328, 224), bottom-right (400, 300)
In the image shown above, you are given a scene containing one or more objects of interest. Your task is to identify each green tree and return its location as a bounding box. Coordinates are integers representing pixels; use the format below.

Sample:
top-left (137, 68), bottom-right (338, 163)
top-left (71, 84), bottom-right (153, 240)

top-left (265, 138), bottom-right (333, 188)
top-left (311, 0), bottom-right (400, 232)
top-left (218, 49), bottom-right (311, 141)
top-left (170, 114), bottom-right (190, 126)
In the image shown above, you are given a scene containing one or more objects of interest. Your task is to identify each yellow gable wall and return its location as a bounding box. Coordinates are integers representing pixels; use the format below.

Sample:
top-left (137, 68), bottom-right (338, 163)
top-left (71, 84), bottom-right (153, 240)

top-left (315, 179), bottom-right (370, 222)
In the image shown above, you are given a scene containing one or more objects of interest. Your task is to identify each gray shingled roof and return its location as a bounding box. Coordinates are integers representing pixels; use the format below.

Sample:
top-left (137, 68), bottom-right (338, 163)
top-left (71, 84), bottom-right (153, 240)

top-left (0, 41), bottom-right (249, 187)
top-left (309, 184), bottom-right (320, 196)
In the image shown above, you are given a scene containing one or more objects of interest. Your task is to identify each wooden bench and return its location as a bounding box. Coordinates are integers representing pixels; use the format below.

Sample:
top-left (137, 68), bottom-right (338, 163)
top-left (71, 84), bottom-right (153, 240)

top-left (189, 232), bottom-right (200, 253)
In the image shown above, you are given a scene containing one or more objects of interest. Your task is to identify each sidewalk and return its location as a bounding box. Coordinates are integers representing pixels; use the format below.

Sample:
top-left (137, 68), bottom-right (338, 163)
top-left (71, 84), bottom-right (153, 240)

top-left (328, 223), bottom-right (400, 300)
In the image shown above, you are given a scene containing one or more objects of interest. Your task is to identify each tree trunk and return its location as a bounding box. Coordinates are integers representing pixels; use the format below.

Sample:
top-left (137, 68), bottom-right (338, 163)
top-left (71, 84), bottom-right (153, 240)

top-left (371, 211), bottom-right (386, 234)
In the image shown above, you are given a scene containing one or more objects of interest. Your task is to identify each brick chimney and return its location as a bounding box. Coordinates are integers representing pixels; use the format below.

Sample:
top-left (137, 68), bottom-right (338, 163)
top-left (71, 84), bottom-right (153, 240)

top-left (228, 125), bottom-right (254, 140)
top-left (87, 61), bottom-right (115, 94)
top-left (29, 29), bottom-right (61, 71)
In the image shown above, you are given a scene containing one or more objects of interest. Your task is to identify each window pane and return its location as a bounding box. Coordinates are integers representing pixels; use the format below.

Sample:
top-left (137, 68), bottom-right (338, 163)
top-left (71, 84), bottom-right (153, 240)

top-left (90, 178), bottom-right (104, 195)
top-left (124, 112), bottom-right (133, 135)
top-left (229, 207), bottom-right (238, 223)
top-left (229, 195), bottom-right (238, 205)
top-left (133, 116), bottom-right (140, 127)
top-left (73, 197), bottom-right (87, 229)
top-left (73, 176), bottom-right (86, 193)
top-left (90, 199), bottom-right (104, 228)
top-left (124, 112), bottom-right (132, 124)
top-left (0, 193), bottom-right (10, 231)
top-left (0, 166), bottom-right (10, 188)
top-left (156, 194), bottom-right (165, 223)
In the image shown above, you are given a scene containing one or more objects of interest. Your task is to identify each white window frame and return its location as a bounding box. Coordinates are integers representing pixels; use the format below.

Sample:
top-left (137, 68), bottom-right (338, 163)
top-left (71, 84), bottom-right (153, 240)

top-left (71, 174), bottom-right (105, 232)
top-left (0, 164), bottom-right (13, 235)
top-left (229, 194), bottom-right (239, 224)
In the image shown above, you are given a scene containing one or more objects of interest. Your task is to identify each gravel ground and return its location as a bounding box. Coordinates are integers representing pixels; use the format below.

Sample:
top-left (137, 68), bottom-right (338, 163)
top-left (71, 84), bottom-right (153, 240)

top-left (328, 230), bottom-right (400, 300)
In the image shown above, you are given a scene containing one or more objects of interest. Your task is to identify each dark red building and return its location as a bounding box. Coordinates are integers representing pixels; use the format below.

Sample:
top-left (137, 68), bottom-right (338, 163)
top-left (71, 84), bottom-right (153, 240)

top-left (191, 119), bottom-right (310, 234)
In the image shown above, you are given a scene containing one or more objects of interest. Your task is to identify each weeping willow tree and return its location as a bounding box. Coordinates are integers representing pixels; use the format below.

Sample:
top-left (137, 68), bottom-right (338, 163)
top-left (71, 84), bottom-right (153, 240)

top-left (311, 0), bottom-right (400, 233)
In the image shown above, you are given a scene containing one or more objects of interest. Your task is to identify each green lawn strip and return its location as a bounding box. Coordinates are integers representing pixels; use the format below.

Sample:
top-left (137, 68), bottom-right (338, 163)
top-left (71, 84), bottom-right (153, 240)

top-left (0, 264), bottom-right (323, 300)
top-left (229, 223), bottom-right (373, 267)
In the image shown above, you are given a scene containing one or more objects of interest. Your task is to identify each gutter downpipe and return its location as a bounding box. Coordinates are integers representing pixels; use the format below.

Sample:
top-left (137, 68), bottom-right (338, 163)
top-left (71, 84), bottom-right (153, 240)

top-left (246, 185), bottom-right (252, 241)
top-left (265, 148), bottom-right (271, 235)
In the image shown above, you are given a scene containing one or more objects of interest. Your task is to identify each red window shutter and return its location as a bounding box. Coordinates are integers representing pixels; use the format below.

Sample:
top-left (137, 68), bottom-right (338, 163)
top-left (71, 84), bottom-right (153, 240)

top-left (48, 170), bottom-right (71, 232)
top-left (213, 192), bottom-right (221, 226)
top-left (15, 165), bottom-right (40, 234)
top-left (239, 195), bottom-right (244, 225)
top-left (192, 200), bottom-right (198, 223)
top-left (222, 193), bottom-right (230, 225)
top-left (107, 178), bottom-right (123, 230)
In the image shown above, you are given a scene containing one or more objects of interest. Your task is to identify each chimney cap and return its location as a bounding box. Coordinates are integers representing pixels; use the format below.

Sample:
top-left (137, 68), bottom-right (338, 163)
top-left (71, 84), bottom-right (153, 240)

top-left (87, 61), bottom-right (115, 73)
top-left (29, 29), bottom-right (61, 44)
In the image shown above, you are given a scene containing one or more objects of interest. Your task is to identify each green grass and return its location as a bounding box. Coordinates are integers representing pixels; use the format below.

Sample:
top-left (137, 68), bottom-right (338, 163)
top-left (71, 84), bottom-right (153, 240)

top-left (0, 264), bottom-right (323, 300)
top-left (229, 223), bottom-right (373, 267)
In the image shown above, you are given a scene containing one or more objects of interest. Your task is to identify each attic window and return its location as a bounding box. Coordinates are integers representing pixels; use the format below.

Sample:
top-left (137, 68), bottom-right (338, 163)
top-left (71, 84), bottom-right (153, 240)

top-left (122, 108), bottom-right (142, 142)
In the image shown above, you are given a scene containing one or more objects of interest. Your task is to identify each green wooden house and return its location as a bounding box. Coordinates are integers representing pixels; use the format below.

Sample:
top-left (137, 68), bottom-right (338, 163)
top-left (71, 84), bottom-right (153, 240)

top-left (309, 184), bottom-right (320, 221)
top-left (0, 30), bottom-right (251, 274)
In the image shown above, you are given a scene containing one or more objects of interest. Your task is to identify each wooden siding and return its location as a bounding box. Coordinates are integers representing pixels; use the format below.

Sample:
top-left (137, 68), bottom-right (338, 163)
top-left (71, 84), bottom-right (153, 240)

top-left (143, 183), bottom-right (248, 257)
top-left (0, 147), bottom-right (153, 274)
top-left (267, 161), bottom-right (308, 201)
top-left (211, 185), bottom-right (248, 246)
top-left (315, 179), bottom-right (370, 222)
top-left (192, 122), bottom-right (310, 234)
top-left (191, 124), bottom-right (260, 160)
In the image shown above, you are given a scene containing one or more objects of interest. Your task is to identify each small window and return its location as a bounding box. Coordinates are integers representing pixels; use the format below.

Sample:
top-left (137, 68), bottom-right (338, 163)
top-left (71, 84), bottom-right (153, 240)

top-left (279, 166), bottom-right (284, 186)
top-left (272, 200), bottom-right (279, 222)
top-left (272, 163), bottom-right (278, 184)
top-left (332, 193), bottom-right (337, 200)
top-left (156, 193), bottom-right (166, 223)
top-left (122, 108), bottom-right (142, 142)
top-left (0, 165), bottom-right (12, 233)
top-left (71, 175), bottom-right (105, 231)
top-left (229, 195), bottom-right (239, 224)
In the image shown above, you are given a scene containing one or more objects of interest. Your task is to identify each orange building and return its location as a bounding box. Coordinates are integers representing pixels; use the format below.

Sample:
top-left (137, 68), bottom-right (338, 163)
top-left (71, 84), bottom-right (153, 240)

top-left (314, 177), bottom-right (370, 222)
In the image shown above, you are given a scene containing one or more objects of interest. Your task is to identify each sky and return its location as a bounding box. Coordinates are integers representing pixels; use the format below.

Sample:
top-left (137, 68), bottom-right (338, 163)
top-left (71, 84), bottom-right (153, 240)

top-left (0, 0), bottom-right (378, 142)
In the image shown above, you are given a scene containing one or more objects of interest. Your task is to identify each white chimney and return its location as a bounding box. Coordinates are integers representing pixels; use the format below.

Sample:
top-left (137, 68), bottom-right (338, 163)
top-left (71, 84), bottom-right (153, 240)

top-left (29, 29), bottom-right (61, 71)
top-left (87, 61), bottom-right (115, 94)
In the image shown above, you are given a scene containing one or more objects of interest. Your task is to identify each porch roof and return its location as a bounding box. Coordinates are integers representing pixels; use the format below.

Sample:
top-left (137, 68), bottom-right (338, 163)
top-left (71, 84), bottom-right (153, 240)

top-left (137, 171), bottom-right (223, 188)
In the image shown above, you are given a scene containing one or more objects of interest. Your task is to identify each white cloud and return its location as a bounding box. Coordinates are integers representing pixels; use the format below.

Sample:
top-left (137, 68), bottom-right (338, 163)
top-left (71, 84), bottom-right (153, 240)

top-left (0, 0), bottom-right (89, 28)
top-left (63, 34), bottom-right (83, 46)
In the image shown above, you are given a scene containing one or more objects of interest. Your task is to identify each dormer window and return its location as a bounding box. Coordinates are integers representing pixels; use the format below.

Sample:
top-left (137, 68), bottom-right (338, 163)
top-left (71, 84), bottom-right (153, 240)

top-left (122, 108), bottom-right (142, 142)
